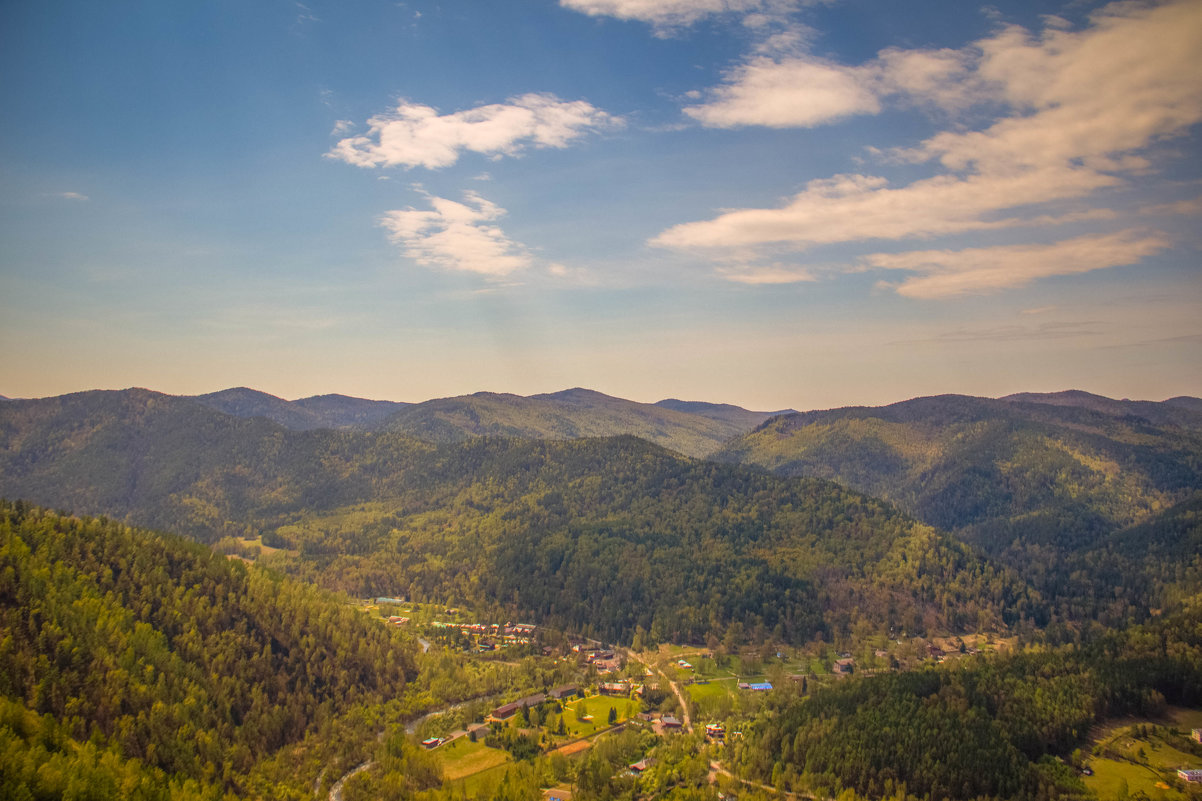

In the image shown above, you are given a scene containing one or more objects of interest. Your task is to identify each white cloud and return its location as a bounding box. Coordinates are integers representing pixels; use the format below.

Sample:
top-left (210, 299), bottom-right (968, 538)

top-left (51, 192), bottom-right (89, 201)
top-left (682, 36), bottom-right (972, 129)
top-left (865, 230), bottom-right (1170, 299)
top-left (330, 119), bottom-right (354, 136)
top-left (560, 0), bottom-right (798, 29)
top-left (655, 0), bottom-right (1202, 296)
top-left (684, 57), bottom-right (880, 128)
top-left (653, 169), bottom-right (1116, 249)
top-left (327, 93), bottom-right (620, 170)
top-left (378, 192), bottom-right (532, 277)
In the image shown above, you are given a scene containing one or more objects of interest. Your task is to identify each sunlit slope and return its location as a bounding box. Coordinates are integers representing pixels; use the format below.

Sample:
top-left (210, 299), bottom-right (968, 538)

top-left (0, 502), bottom-right (416, 798)
top-left (380, 387), bottom-right (777, 458)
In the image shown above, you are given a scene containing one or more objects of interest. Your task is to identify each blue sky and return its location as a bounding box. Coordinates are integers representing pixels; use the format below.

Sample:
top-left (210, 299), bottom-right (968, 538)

top-left (1, 0), bottom-right (1199, 410)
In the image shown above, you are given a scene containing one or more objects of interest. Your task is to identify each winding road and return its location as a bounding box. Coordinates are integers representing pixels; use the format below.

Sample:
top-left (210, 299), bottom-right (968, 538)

top-left (328, 760), bottom-right (373, 801)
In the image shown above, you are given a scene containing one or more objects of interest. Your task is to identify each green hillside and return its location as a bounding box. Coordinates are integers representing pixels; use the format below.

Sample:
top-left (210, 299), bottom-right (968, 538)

top-left (714, 394), bottom-right (1202, 551)
top-left (0, 501), bottom-right (417, 799)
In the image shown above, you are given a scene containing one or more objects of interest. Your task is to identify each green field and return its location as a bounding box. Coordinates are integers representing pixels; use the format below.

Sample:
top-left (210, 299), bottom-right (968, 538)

top-left (436, 737), bottom-right (513, 781)
top-left (450, 760), bottom-right (513, 796)
top-left (563, 694), bottom-right (634, 738)
top-left (1084, 712), bottom-right (1202, 801)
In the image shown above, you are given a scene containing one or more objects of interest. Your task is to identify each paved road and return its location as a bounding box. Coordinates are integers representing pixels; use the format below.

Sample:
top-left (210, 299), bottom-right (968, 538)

top-left (328, 760), bottom-right (373, 801)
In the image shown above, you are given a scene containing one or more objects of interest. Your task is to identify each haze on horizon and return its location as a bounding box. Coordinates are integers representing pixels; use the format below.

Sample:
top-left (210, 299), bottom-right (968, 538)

top-left (1, 0), bottom-right (1199, 412)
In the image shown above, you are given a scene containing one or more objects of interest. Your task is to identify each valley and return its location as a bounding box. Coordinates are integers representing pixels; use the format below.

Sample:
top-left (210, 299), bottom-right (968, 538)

top-left (1, 386), bottom-right (1201, 801)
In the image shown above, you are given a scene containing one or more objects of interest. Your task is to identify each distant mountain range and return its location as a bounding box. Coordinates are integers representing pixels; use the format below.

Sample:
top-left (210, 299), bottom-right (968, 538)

top-left (179, 386), bottom-right (793, 458)
top-left (0, 387), bottom-right (1032, 641)
top-left (190, 386), bottom-right (409, 430)
top-left (1, 384), bottom-right (1200, 637)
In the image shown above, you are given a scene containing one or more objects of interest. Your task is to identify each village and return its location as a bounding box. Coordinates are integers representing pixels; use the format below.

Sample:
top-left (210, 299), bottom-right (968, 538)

top-left (359, 598), bottom-right (1035, 799)
top-left (359, 598), bottom-right (1202, 799)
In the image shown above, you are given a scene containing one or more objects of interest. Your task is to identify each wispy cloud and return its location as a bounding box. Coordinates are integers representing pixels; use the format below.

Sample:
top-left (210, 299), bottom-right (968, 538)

top-left (866, 230), bottom-right (1169, 299)
top-left (893, 320), bottom-right (1103, 345)
top-left (52, 191), bottom-right (89, 201)
top-left (378, 191), bottom-right (532, 277)
top-left (717, 264), bottom-right (816, 284)
top-left (1141, 196), bottom-right (1202, 217)
top-left (560, 0), bottom-right (806, 32)
top-left (327, 93), bottom-right (621, 170)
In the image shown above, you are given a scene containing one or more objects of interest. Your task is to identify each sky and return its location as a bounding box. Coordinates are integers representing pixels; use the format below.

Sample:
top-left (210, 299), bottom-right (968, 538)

top-left (1, 0), bottom-right (1200, 411)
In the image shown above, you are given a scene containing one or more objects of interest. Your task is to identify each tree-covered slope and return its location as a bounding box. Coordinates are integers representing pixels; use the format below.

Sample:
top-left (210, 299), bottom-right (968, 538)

top-left (265, 435), bottom-right (1040, 643)
top-left (0, 502), bottom-right (417, 798)
top-left (1000, 389), bottom-right (1202, 429)
top-left (0, 390), bottom-right (1038, 643)
top-left (380, 387), bottom-right (771, 458)
top-left (733, 603), bottom-right (1202, 801)
top-left (713, 393), bottom-right (1202, 552)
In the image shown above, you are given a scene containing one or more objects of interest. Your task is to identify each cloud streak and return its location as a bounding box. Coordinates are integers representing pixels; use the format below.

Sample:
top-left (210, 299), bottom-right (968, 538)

top-left (867, 230), bottom-right (1170, 299)
top-left (560, 0), bottom-right (803, 30)
top-left (328, 93), bottom-right (620, 170)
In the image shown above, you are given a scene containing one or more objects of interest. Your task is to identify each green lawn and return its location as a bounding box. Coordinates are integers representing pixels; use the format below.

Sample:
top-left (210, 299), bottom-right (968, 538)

top-left (563, 695), bottom-right (633, 738)
top-left (1084, 756), bottom-right (1180, 801)
top-left (1084, 714), bottom-right (1202, 801)
top-left (451, 760), bottom-right (514, 796)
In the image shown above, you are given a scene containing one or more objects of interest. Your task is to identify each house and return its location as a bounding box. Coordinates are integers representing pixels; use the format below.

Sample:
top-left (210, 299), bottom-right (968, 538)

top-left (628, 758), bottom-right (654, 773)
top-left (487, 693), bottom-right (546, 721)
top-left (599, 682), bottom-right (629, 696)
top-left (677, 660), bottom-right (693, 669)
top-left (661, 715), bottom-right (682, 729)
top-left (1178, 768), bottom-right (1202, 782)
top-left (550, 684), bottom-right (578, 700)
top-left (705, 724), bottom-right (725, 740)
top-left (834, 658), bottom-right (855, 675)
top-left (747, 682), bottom-right (773, 691)
top-left (1193, 728), bottom-right (1202, 744)
top-left (420, 737), bottom-right (442, 749)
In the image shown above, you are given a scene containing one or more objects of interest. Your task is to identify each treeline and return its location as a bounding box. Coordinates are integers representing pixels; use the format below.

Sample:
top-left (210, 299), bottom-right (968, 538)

top-left (731, 604), bottom-right (1202, 801)
top-left (0, 501), bottom-right (417, 797)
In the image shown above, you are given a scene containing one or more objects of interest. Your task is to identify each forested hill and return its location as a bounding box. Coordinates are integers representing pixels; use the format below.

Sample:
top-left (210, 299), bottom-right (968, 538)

top-left (713, 393), bottom-right (1202, 551)
top-left (0, 501), bottom-right (417, 799)
top-left (1000, 389), bottom-right (1202, 429)
top-left (190, 386), bottom-right (408, 430)
top-left (378, 387), bottom-right (781, 458)
top-left (0, 389), bottom-right (1038, 643)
